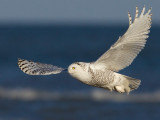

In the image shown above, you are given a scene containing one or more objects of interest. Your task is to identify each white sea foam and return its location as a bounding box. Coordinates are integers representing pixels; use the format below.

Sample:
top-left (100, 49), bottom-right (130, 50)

top-left (0, 87), bottom-right (160, 102)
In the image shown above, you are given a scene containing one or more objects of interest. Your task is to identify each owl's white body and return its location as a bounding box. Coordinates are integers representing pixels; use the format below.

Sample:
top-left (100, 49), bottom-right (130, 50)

top-left (68, 62), bottom-right (137, 93)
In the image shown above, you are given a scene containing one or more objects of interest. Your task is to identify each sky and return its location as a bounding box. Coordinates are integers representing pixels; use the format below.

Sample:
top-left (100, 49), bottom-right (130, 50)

top-left (0, 0), bottom-right (159, 25)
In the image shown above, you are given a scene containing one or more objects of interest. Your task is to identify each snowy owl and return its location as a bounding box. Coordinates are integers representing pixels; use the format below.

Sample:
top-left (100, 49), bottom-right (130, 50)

top-left (18, 6), bottom-right (152, 94)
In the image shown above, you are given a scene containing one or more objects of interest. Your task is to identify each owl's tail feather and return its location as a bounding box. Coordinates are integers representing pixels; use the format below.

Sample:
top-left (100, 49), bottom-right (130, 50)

top-left (114, 75), bottom-right (141, 94)
top-left (124, 76), bottom-right (141, 91)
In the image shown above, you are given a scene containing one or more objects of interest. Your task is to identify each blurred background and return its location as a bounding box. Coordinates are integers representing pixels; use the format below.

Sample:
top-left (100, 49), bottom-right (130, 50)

top-left (0, 0), bottom-right (160, 120)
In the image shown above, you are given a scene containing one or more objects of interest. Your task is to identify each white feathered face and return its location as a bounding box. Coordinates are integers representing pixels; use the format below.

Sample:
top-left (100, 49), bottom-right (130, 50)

top-left (68, 62), bottom-right (91, 83)
top-left (68, 62), bottom-right (83, 74)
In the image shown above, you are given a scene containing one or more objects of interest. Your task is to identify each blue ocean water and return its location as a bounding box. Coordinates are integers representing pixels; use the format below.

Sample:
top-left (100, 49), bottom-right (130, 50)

top-left (0, 24), bottom-right (160, 120)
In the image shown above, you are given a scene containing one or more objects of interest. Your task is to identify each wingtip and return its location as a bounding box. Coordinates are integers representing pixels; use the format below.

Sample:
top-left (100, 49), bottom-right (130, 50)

top-left (18, 58), bottom-right (21, 64)
top-left (149, 7), bottom-right (152, 13)
top-left (149, 7), bottom-right (152, 10)
top-left (128, 11), bottom-right (132, 26)
top-left (18, 58), bottom-right (23, 61)
top-left (134, 6), bottom-right (139, 20)
top-left (143, 5), bottom-right (146, 8)
top-left (145, 6), bottom-right (152, 15)
top-left (18, 58), bottom-right (24, 63)
top-left (142, 5), bottom-right (146, 11)
top-left (18, 58), bottom-right (21, 66)
top-left (18, 58), bottom-right (26, 67)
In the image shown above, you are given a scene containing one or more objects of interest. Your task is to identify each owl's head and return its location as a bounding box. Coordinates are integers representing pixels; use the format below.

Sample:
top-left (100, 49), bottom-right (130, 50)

top-left (68, 62), bottom-right (84, 74)
top-left (68, 62), bottom-right (91, 83)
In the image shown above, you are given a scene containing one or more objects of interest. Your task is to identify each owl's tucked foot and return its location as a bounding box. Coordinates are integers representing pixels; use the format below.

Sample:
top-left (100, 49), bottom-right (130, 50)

top-left (115, 86), bottom-right (125, 93)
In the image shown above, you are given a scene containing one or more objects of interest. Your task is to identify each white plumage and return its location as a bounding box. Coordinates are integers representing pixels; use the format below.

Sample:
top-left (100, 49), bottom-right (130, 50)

top-left (18, 6), bottom-right (152, 94)
top-left (94, 6), bottom-right (152, 72)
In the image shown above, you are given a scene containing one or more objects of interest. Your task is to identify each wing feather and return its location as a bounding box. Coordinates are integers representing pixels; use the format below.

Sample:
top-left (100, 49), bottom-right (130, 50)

top-left (94, 6), bottom-right (152, 72)
top-left (18, 58), bottom-right (64, 75)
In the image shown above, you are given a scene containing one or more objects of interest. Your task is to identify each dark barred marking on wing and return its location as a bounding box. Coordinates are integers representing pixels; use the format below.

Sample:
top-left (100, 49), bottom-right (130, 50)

top-left (18, 58), bottom-right (64, 75)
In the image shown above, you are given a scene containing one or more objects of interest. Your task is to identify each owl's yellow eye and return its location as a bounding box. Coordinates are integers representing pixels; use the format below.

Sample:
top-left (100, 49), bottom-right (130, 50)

top-left (72, 67), bottom-right (76, 70)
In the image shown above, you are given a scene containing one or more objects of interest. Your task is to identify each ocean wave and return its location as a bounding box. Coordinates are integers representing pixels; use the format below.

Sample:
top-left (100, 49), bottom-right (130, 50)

top-left (0, 87), bottom-right (160, 102)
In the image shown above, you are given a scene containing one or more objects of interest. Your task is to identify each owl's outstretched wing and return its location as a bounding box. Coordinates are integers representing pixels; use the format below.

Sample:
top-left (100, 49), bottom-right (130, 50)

top-left (94, 6), bottom-right (152, 72)
top-left (18, 58), bottom-right (65, 75)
